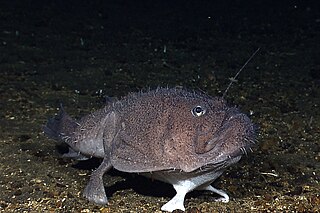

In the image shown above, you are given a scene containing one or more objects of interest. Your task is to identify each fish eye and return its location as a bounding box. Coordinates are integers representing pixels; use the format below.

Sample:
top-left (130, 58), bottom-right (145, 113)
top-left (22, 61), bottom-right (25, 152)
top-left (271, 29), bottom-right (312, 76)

top-left (191, 105), bottom-right (206, 117)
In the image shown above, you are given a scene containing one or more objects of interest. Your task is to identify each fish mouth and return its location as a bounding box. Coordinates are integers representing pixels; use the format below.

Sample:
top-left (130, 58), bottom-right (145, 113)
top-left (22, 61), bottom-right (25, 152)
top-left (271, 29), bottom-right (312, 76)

top-left (195, 111), bottom-right (256, 162)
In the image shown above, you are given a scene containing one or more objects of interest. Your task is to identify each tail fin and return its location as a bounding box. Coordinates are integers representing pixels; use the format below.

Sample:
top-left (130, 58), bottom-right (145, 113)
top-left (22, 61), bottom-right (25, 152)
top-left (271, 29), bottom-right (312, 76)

top-left (43, 105), bottom-right (78, 143)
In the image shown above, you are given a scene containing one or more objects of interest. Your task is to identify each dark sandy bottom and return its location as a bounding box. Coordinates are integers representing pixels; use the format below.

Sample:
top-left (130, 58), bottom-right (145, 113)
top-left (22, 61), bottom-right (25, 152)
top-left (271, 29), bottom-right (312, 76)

top-left (0, 0), bottom-right (319, 212)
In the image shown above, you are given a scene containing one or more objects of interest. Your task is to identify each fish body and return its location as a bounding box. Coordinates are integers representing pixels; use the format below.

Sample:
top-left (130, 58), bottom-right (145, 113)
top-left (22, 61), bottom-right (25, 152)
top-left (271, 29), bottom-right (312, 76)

top-left (44, 88), bottom-right (256, 212)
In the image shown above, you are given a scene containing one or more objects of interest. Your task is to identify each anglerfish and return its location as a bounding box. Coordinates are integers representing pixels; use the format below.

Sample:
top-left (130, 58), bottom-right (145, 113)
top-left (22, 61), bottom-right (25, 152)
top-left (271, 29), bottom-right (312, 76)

top-left (43, 87), bottom-right (256, 212)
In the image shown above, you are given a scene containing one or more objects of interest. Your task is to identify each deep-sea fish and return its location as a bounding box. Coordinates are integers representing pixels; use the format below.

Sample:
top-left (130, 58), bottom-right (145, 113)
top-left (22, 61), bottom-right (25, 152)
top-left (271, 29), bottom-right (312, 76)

top-left (43, 87), bottom-right (256, 212)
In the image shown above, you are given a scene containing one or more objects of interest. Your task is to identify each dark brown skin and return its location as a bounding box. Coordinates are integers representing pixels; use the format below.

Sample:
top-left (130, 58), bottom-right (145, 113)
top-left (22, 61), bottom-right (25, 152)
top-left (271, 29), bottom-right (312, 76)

top-left (44, 87), bottom-right (256, 212)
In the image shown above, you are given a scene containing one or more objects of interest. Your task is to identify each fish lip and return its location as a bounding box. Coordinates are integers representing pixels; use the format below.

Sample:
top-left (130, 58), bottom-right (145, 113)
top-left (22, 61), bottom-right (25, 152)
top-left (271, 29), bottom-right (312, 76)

top-left (197, 110), bottom-right (255, 162)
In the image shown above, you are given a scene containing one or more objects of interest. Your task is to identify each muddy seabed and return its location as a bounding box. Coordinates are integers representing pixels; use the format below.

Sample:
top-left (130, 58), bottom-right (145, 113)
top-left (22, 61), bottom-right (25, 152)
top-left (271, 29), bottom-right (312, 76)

top-left (0, 0), bottom-right (319, 212)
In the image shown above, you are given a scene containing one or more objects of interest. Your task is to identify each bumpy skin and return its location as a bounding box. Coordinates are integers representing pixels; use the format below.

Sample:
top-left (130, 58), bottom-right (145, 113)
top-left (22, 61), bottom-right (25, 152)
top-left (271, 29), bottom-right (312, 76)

top-left (44, 88), bottom-right (256, 212)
